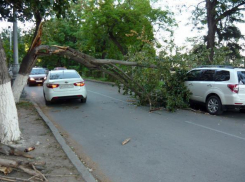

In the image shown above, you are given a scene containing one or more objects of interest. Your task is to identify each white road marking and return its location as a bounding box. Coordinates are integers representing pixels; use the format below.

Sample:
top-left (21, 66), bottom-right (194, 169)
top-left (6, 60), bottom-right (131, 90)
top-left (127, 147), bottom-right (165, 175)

top-left (185, 120), bottom-right (245, 141)
top-left (87, 90), bottom-right (128, 104)
top-left (89, 89), bottom-right (245, 141)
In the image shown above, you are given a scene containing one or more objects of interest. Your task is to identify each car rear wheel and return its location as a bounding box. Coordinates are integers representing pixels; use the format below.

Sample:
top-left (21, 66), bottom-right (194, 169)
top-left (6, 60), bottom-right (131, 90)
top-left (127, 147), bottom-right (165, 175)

top-left (43, 92), bottom-right (51, 105)
top-left (206, 95), bottom-right (223, 115)
top-left (240, 109), bottom-right (245, 113)
top-left (81, 97), bottom-right (87, 103)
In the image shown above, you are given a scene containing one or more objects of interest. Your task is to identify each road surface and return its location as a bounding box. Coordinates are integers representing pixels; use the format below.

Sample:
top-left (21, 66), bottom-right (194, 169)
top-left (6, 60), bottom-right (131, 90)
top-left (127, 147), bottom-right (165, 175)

top-left (24, 81), bottom-right (245, 182)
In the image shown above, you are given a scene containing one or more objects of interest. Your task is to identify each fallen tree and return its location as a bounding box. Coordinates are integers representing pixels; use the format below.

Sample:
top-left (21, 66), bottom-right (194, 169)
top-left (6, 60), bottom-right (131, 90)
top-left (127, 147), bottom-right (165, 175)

top-left (11, 23), bottom-right (190, 110)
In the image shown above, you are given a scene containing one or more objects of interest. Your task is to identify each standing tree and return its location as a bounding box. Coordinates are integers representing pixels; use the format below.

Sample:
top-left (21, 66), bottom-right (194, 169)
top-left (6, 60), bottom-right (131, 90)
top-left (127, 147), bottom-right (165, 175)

top-left (192, 0), bottom-right (245, 63)
top-left (0, 0), bottom-right (75, 143)
top-left (0, 39), bottom-right (21, 143)
top-left (0, 0), bottom-right (76, 103)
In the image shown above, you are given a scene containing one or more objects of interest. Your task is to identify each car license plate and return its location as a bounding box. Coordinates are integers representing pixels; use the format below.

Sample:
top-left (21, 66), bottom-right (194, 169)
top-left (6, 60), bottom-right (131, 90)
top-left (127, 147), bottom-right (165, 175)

top-left (36, 80), bottom-right (43, 82)
top-left (60, 84), bottom-right (74, 89)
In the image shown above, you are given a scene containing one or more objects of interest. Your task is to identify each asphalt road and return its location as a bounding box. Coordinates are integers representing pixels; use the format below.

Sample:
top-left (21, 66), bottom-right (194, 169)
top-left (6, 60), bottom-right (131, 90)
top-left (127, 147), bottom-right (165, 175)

top-left (24, 81), bottom-right (245, 182)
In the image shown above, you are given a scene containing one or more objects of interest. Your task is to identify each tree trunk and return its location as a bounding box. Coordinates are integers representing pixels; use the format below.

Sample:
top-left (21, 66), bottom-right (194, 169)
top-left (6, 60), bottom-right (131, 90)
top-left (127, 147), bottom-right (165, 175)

top-left (206, 0), bottom-right (217, 63)
top-left (109, 31), bottom-right (127, 55)
top-left (0, 38), bottom-right (21, 144)
top-left (12, 20), bottom-right (42, 103)
top-left (12, 49), bottom-right (38, 103)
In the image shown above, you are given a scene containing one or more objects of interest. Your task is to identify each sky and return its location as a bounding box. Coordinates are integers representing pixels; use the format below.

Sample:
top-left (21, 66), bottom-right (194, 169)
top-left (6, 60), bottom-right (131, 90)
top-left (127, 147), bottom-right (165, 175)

top-left (0, 0), bottom-right (245, 50)
top-left (151, 0), bottom-right (201, 49)
top-left (0, 0), bottom-right (200, 48)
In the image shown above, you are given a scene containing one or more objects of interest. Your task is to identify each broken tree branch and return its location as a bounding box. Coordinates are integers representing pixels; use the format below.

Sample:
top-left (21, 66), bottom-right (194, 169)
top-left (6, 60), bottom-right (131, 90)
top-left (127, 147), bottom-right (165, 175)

top-left (34, 45), bottom-right (157, 69)
top-left (0, 158), bottom-right (47, 181)
top-left (0, 144), bottom-right (33, 159)
top-left (0, 175), bottom-right (31, 182)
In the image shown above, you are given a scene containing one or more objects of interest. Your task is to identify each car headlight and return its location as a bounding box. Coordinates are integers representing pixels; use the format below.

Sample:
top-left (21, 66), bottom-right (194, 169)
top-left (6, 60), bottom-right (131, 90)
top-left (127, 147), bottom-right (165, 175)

top-left (30, 77), bottom-right (35, 81)
top-left (44, 76), bottom-right (47, 80)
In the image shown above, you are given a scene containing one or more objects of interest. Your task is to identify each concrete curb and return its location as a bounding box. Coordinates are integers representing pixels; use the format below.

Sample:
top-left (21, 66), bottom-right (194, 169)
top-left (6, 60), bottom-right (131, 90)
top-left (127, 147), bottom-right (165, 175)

top-left (29, 99), bottom-right (97, 182)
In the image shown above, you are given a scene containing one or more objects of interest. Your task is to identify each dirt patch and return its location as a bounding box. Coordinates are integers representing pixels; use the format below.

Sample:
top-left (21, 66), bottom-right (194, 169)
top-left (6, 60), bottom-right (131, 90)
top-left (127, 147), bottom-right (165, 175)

top-left (0, 100), bottom-right (85, 182)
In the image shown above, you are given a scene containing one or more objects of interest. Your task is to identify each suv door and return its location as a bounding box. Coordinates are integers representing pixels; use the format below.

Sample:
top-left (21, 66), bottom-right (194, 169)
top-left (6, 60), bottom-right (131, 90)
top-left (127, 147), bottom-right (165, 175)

top-left (185, 69), bottom-right (202, 101)
top-left (186, 69), bottom-right (216, 102)
top-left (198, 69), bottom-right (216, 102)
top-left (237, 71), bottom-right (245, 102)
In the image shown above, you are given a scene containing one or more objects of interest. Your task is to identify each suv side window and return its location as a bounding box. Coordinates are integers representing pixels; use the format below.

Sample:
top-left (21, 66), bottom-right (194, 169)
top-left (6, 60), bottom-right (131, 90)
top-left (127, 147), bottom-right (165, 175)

top-left (199, 69), bottom-right (215, 81)
top-left (237, 71), bottom-right (245, 84)
top-left (214, 70), bottom-right (230, 81)
top-left (187, 70), bottom-right (202, 81)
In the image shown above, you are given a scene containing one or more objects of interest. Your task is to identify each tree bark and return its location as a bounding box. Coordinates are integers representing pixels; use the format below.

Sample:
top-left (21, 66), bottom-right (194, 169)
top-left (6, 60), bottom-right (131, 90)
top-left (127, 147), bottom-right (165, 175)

top-left (36, 45), bottom-right (157, 68)
top-left (109, 31), bottom-right (127, 55)
top-left (205, 0), bottom-right (245, 63)
top-left (206, 0), bottom-right (217, 63)
top-left (12, 21), bottom-right (43, 103)
top-left (0, 143), bottom-right (33, 158)
top-left (0, 38), bottom-right (21, 144)
top-left (0, 158), bottom-right (47, 180)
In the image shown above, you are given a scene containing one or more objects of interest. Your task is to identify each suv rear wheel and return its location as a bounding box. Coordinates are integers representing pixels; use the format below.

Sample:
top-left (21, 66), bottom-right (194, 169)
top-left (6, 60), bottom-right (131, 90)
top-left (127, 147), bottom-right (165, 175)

top-left (206, 95), bottom-right (223, 115)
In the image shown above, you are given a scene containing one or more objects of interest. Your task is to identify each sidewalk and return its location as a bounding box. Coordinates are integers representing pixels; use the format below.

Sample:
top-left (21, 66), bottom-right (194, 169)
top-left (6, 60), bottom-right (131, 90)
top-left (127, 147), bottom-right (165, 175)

top-left (0, 99), bottom-right (86, 182)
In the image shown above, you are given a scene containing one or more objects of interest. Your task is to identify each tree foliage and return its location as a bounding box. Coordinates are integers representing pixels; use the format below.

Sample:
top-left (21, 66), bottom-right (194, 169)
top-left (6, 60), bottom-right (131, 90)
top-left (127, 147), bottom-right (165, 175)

top-left (80, 0), bottom-right (174, 59)
top-left (1, 0), bottom-right (191, 111)
top-left (192, 0), bottom-right (245, 63)
top-left (39, 3), bottom-right (84, 70)
top-left (0, 29), bottom-right (33, 67)
top-left (0, 0), bottom-right (75, 22)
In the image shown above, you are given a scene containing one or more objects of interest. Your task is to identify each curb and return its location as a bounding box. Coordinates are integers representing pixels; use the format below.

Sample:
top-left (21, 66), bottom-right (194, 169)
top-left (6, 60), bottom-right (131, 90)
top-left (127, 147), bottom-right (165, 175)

top-left (29, 99), bottom-right (97, 182)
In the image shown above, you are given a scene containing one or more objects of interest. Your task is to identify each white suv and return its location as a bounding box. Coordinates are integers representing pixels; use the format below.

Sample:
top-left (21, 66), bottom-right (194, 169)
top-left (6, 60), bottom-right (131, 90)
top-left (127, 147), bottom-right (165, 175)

top-left (185, 66), bottom-right (245, 115)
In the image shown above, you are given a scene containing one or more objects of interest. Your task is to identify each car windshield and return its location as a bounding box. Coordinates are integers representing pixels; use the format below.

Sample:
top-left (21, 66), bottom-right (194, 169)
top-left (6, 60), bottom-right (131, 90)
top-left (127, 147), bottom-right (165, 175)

top-left (50, 71), bottom-right (80, 80)
top-left (237, 71), bottom-right (245, 84)
top-left (31, 68), bottom-right (46, 75)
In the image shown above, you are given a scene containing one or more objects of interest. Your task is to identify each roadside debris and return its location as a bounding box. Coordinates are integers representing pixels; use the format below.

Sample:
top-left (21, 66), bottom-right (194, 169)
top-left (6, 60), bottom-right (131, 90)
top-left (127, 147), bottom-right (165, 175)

top-left (122, 138), bottom-right (131, 145)
top-left (0, 143), bottom-right (33, 158)
top-left (149, 107), bottom-right (162, 112)
top-left (0, 157), bottom-right (47, 181)
top-left (184, 108), bottom-right (209, 114)
top-left (24, 146), bottom-right (35, 152)
top-left (0, 166), bottom-right (12, 175)
top-left (35, 141), bottom-right (40, 146)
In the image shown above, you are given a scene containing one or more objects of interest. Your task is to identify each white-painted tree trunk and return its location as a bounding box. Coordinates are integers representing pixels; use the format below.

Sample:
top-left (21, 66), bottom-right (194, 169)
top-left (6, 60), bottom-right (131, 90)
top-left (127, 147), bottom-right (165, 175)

top-left (0, 82), bottom-right (21, 144)
top-left (12, 74), bottom-right (28, 103)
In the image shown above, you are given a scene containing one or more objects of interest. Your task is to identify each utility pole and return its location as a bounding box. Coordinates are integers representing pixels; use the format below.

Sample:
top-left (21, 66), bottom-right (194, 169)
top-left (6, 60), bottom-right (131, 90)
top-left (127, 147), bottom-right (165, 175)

top-left (8, 26), bottom-right (12, 51)
top-left (12, 8), bottom-right (19, 83)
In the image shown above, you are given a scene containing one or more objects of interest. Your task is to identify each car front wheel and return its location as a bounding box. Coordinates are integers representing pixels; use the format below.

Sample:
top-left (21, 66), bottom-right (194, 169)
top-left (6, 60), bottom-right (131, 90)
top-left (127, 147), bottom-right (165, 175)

top-left (27, 81), bottom-right (32, 86)
top-left (206, 95), bottom-right (223, 115)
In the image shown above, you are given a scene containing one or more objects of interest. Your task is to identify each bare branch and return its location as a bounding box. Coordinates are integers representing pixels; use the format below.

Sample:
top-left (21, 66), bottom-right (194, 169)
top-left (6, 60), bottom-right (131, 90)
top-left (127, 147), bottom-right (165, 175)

top-left (95, 59), bottom-right (157, 68)
top-left (215, 2), bottom-right (245, 24)
top-left (34, 45), bottom-right (157, 69)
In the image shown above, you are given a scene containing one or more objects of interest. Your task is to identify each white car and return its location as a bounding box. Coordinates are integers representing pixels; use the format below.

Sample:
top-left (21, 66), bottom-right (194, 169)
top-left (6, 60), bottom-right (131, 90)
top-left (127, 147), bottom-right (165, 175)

top-left (185, 66), bottom-right (245, 115)
top-left (43, 69), bottom-right (87, 105)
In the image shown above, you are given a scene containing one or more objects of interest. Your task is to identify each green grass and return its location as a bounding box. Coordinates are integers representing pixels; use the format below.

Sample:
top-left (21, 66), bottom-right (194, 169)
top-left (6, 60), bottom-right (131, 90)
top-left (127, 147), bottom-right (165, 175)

top-left (16, 101), bottom-right (33, 109)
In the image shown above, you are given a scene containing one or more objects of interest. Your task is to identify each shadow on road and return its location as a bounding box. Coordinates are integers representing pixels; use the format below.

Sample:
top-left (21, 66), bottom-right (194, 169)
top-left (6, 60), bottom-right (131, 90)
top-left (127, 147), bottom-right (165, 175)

top-left (189, 104), bottom-right (244, 120)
